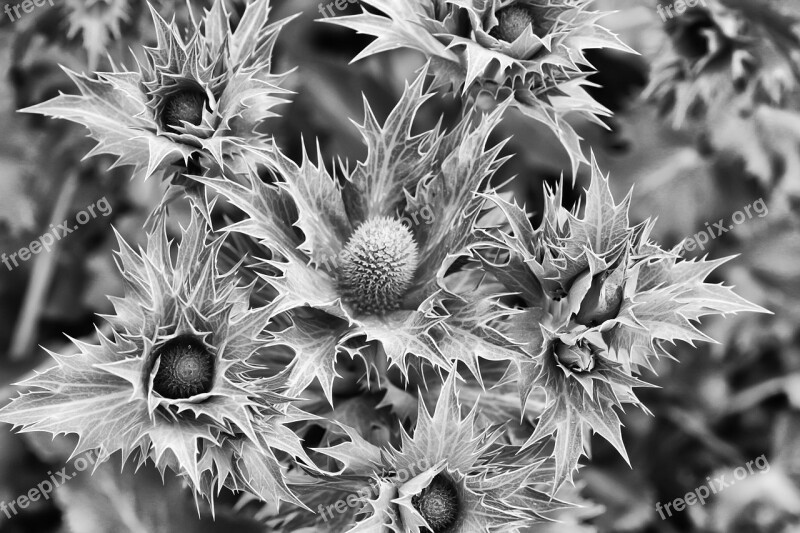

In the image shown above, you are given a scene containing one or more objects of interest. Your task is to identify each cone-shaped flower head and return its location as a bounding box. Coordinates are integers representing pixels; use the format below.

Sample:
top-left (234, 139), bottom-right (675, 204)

top-left (328, 0), bottom-right (634, 174)
top-left (299, 374), bottom-right (566, 532)
top-left (338, 216), bottom-right (421, 314)
top-left (23, 0), bottom-right (294, 182)
top-left (647, 0), bottom-right (800, 125)
top-left (475, 157), bottom-right (769, 489)
top-left (196, 71), bottom-right (519, 403)
top-left (0, 209), bottom-right (311, 506)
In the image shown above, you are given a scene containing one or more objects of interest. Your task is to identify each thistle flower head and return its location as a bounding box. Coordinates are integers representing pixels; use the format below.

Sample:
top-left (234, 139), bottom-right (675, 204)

top-left (151, 335), bottom-right (215, 399)
top-left (305, 375), bottom-right (565, 532)
top-left (412, 473), bottom-right (459, 532)
top-left (161, 89), bottom-right (209, 132)
top-left (476, 156), bottom-right (768, 489)
top-left (329, 0), bottom-right (634, 174)
top-left (24, 0), bottom-right (294, 182)
top-left (492, 4), bottom-right (537, 42)
top-left (196, 71), bottom-right (514, 402)
top-left (338, 217), bottom-right (420, 314)
top-left (0, 209), bottom-right (311, 505)
top-left (647, 0), bottom-right (800, 125)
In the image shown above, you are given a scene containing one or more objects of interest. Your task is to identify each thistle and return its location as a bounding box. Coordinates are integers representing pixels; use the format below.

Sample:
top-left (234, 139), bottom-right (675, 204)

top-left (23, 0), bottom-right (294, 184)
top-left (0, 209), bottom-right (312, 505)
top-left (337, 216), bottom-right (420, 314)
top-left (328, 0), bottom-right (634, 174)
top-left (647, 0), bottom-right (800, 126)
top-left (476, 158), bottom-right (768, 488)
top-left (290, 375), bottom-right (565, 532)
top-left (195, 72), bottom-right (519, 403)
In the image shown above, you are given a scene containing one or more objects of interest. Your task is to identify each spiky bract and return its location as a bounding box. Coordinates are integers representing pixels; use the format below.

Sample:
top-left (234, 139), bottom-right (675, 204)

top-left (0, 210), bottom-right (312, 506)
top-left (476, 157), bottom-right (768, 489)
top-left (24, 0), bottom-right (293, 183)
top-left (329, 0), bottom-right (634, 174)
top-left (195, 71), bottom-right (519, 403)
top-left (286, 375), bottom-right (566, 532)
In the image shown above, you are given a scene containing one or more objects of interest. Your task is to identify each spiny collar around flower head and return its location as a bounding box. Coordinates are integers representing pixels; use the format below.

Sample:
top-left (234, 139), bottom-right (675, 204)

top-left (22, 0), bottom-right (293, 188)
top-left (312, 374), bottom-right (565, 531)
top-left (0, 207), bottom-right (313, 507)
top-left (328, 0), bottom-right (633, 176)
top-left (194, 70), bottom-right (512, 400)
top-left (141, 5), bottom-right (227, 136)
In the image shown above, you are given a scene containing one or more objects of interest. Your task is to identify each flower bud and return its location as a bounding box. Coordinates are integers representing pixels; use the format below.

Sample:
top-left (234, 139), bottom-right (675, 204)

top-left (554, 340), bottom-right (595, 373)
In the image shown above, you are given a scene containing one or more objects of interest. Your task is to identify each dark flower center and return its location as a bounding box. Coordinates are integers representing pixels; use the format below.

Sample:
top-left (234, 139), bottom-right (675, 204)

top-left (554, 339), bottom-right (595, 373)
top-left (493, 5), bottom-right (535, 42)
top-left (162, 90), bottom-right (207, 131)
top-left (412, 474), bottom-right (459, 533)
top-left (337, 217), bottom-right (419, 315)
top-left (152, 335), bottom-right (214, 399)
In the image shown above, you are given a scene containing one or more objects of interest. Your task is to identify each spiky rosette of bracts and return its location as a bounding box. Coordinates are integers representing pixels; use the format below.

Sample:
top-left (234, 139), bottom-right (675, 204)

top-left (646, 0), bottom-right (800, 126)
top-left (195, 72), bottom-right (522, 405)
top-left (475, 157), bottom-right (768, 489)
top-left (328, 0), bottom-right (633, 175)
top-left (282, 374), bottom-right (566, 532)
top-left (23, 0), bottom-right (293, 187)
top-left (0, 209), bottom-right (313, 506)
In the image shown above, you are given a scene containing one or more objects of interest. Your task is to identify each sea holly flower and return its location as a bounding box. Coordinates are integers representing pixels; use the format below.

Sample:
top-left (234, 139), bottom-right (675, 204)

top-left (290, 375), bottom-right (565, 532)
top-left (647, 0), bottom-right (800, 126)
top-left (328, 0), bottom-right (634, 174)
top-left (196, 72), bottom-right (520, 403)
top-left (476, 158), bottom-right (768, 488)
top-left (0, 209), bottom-right (312, 506)
top-left (23, 0), bottom-right (293, 186)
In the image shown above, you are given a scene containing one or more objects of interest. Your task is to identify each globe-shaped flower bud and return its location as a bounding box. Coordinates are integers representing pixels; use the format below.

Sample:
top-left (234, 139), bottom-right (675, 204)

top-left (152, 335), bottom-right (215, 399)
top-left (554, 340), bottom-right (595, 373)
top-left (338, 217), bottom-right (419, 315)
top-left (492, 5), bottom-right (535, 42)
top-left (162, 90), bottom-right (208, 132)
top-left (412, 473), bottom-right (460, 532)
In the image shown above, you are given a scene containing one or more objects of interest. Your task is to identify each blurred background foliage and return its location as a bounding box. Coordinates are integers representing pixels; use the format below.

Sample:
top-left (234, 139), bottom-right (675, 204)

top-left (1, 0), bottom-right (799, 532)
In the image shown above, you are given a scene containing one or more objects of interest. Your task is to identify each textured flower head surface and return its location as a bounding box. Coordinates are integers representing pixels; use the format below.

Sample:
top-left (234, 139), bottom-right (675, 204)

top-left (0, 209), bottom-right (312, 506)
top-left (287, 375), bottom-right (565, 532)
top-left (476, 157), bottom-right (768, 488)
top-left (196, 72), bottom-right (522, 403)
top-left (329, 0), bottom-right (633, 174)
top-left (23, 0), bottom-right (293, 183)
top-left (646, 0), bottom-right (800, 126)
